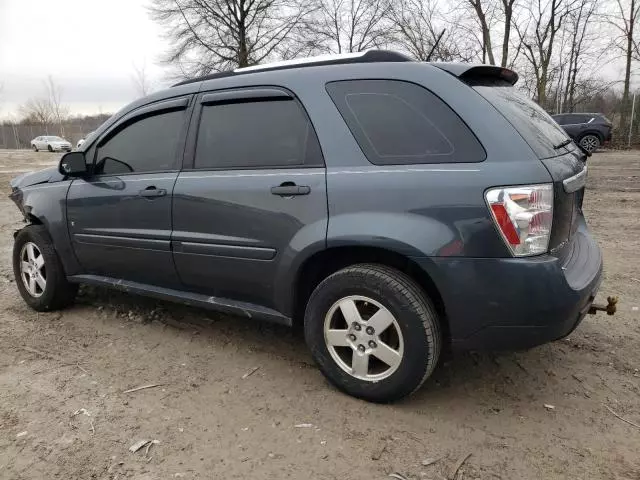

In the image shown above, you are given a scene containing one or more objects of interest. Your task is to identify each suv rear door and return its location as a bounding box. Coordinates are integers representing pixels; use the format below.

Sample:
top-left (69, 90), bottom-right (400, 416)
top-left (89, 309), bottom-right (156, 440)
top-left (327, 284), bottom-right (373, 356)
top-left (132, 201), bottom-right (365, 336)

top-left (563, 114), bottom-right (591, 138)
top-left (66, 97), bottom-right (191, 286)
top-left (171, 87), bottom-right (327, 311)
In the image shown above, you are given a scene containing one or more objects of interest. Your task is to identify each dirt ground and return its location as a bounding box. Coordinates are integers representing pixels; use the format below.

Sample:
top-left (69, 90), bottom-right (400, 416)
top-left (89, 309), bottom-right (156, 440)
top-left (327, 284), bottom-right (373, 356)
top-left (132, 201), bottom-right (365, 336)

top-left (0, 149), bottom-right (638, 480)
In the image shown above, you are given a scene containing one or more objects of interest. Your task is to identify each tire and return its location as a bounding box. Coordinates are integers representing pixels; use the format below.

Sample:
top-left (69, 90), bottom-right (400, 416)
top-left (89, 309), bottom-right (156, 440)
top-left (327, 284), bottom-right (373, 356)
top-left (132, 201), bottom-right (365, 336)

top-left (304, 264), bottom-right (441, 402)
top-left (579, 134), bottom-right (601, 153)
top-left (47, 145), bottom-right (53, 152)
top-left (32, 144), bottom-right (38, 152)
top-left (13, 225), bottom-right (78, 311)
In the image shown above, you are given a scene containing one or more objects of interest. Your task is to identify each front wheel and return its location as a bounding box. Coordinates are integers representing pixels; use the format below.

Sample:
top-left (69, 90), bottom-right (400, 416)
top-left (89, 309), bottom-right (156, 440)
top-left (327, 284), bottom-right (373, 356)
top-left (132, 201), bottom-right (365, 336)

top-left (304, 264), bottom-right (441, 402)
top-left (579, 134), bottom-right (601, 153)
top-left (32, 144), bottom-right (38, 152)
top-left (13, 225), bottom-right (78, 311)
top-left (47, 145), bottom-right (53, 152)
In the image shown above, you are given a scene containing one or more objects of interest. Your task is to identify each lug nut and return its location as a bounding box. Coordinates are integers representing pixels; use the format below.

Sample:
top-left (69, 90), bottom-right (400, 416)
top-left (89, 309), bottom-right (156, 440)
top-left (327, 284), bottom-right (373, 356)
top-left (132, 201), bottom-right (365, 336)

top-left (366, 326), bottom-right (375, 335)
top-left (353, 323), bottom-right (362, 331)
top-left (349, 334), bottom-right (356, 341)
top-left (368, 340), bottom-right (377, 348)
top-left (357, 344), bottom-right (365, 352)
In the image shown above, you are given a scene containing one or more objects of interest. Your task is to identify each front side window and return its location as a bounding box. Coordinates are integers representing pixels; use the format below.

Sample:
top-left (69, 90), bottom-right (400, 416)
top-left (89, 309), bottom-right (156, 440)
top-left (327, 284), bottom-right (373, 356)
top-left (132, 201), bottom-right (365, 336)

top-left (326, 80), bottom-right (485, 165)
top-left (94, 109), bottom-right (185, 175)
top-left (194, 98), bottom-right (323, 169)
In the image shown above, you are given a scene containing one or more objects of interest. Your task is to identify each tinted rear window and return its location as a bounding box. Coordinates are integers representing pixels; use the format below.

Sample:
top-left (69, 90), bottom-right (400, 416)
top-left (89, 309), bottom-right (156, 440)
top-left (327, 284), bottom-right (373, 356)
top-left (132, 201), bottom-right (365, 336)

top-left (470, 79), bottom-right (569, 159)
top-left (195, 99), bottom-right (323, 169)
top-left (326, 80), bottom-right (485, 165)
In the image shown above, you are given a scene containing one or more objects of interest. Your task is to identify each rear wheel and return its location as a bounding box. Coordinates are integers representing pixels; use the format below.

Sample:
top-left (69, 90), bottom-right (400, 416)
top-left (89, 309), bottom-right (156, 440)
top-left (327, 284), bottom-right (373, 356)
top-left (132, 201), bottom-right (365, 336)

top-left (579, 134), bottom-right (600, 153)
top-left (304, 264), bottom-right (441, 402)
top-left (13, 225), bottom-right (77, 311)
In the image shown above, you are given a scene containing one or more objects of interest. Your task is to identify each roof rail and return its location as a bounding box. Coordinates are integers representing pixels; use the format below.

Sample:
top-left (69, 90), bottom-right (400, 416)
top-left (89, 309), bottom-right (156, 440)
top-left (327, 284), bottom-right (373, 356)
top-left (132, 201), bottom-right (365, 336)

top-left (235, 50), bottom-right (412, 73)
top-left (173, 50), bottom-right (412, 87)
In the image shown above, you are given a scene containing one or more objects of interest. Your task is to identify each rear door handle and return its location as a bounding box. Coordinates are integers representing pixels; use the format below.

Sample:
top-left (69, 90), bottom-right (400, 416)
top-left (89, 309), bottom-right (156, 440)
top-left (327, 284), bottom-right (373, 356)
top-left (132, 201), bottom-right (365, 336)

top-left (139, 186), bottom-right (167, 198)
top-left (270, 184), bottom-right (311, 196)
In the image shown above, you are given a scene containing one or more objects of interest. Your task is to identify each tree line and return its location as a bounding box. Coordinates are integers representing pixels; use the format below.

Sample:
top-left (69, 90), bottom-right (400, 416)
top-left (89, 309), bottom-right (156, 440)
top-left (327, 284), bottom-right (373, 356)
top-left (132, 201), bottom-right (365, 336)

top-left (5, 0), bottom-right (639, 144)
top-left (150, 0), bottom-right (640, 136)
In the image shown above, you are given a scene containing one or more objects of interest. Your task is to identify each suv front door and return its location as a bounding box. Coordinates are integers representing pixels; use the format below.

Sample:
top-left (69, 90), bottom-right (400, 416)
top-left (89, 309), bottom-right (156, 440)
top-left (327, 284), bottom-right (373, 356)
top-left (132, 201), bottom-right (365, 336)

top-left (172, 87), bottom-right (327, 312)
top-left (66, 97), bottom-right (191, 286)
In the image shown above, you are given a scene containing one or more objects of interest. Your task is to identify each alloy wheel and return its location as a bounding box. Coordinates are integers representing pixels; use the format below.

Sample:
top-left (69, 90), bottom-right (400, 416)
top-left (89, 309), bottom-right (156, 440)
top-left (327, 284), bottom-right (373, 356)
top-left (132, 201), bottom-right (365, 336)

top-left (20, 242), bottom-right (46, 297)
top-left (323, 295), bottom-right (404, 381)
top-left (580, 135), bottom-right (600, 153)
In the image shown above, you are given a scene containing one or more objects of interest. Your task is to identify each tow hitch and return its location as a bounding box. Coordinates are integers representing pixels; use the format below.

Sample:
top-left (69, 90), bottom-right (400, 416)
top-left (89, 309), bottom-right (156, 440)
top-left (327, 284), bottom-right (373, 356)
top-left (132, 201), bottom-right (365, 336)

top-left (588, 296), bottom-right (618, 316)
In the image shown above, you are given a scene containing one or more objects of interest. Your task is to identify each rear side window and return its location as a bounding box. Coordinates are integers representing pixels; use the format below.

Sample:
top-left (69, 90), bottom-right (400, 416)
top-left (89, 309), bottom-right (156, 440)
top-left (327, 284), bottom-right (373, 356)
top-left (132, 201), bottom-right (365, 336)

top-left (95, 110), bottom-right (185, 174)
top-left (552, 115), bottom-right (567, 125)
top-left (326, 80), bottom-right (485, 165)
top-left (565, 114), bottom-right (591, 124)
top-left (194, 99), bottom-right (323, 169)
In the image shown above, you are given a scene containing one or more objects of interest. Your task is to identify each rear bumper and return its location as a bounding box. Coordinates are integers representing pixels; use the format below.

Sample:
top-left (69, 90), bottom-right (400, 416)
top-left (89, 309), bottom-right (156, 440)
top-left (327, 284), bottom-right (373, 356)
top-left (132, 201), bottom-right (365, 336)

top-left (413, 217), bottom-right (602, 351)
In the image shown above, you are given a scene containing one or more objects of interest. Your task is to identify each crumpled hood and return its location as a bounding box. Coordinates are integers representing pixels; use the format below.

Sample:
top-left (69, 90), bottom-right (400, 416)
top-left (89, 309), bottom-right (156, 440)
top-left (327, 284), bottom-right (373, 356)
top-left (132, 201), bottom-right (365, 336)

top-left (10, 166), bottom-right (64, 189)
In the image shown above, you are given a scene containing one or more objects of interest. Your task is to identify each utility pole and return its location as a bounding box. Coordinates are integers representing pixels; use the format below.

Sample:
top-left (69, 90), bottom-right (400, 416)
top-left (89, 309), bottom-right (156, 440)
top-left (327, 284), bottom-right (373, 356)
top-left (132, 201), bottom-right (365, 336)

top-left (629, 92), bottom-right (637, 148)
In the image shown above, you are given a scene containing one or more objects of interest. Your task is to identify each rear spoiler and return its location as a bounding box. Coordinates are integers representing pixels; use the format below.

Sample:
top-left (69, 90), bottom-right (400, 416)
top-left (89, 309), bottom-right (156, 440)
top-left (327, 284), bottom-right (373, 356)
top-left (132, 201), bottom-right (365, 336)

top-left (431, 63), bottom-right (519, 86)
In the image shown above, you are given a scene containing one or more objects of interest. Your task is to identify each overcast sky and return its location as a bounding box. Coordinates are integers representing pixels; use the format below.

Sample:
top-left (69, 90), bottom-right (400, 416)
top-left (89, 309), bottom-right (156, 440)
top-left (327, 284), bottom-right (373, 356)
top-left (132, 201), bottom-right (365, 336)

top-left (0, 0), bottom-right (169, 119)
top-left (0, 0), bottom-right (632, 120)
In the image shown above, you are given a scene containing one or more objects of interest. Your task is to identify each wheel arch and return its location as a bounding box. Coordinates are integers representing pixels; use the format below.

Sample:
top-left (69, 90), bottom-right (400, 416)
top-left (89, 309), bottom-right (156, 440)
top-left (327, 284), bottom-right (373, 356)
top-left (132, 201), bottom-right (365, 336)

top-left (579, 130), bottom-right (604, 143)
top-left (13, 185), bottom-right (82, 276)
top-left (290, 245), bottom-right (450, 344)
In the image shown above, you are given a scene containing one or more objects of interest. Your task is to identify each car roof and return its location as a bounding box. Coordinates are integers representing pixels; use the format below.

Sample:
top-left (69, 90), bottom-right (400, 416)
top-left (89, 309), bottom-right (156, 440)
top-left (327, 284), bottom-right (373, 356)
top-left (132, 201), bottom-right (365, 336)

top-left (172, 50), bottom-right (519, 88)
top-left (84, 50), bottom-right (519, 152)
top-left (172, 50), bottom-right (413, 86)
top-left (560, 112), bottom-right (602, 116)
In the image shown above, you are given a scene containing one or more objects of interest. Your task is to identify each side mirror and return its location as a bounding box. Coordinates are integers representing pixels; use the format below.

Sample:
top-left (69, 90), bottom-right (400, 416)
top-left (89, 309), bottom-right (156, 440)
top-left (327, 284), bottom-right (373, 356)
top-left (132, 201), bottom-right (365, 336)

top-left (59, 151), bottom-right (87, 176)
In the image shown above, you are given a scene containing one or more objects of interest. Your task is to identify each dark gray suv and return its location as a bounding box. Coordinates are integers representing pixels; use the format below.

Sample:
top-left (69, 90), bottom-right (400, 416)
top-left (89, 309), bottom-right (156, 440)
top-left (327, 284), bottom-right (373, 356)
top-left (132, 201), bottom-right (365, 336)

top-left (552, 113), bottom-right (613, 153)
top-left (10, 51), bottom-right (602, 402)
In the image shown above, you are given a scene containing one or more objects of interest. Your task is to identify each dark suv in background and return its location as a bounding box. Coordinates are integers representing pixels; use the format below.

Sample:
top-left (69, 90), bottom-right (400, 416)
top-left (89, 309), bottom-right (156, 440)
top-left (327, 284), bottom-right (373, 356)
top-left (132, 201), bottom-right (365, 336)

top-left (552, 113), bottom-right (613, 153)
top-left (10, 51), bottom-right (603, 402)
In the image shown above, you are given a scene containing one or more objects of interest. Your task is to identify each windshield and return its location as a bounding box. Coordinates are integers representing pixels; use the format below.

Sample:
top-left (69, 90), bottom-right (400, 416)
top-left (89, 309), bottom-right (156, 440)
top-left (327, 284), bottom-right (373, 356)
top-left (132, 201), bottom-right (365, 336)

top-left (470, 79), bottom-right (570, 159)
top-left (46, 136), bottom-right (64, 141)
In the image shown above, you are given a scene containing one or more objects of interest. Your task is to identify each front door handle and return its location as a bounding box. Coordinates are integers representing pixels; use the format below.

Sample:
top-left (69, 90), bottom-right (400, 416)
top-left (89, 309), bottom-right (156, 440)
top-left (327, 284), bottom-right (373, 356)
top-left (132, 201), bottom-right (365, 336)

top-left (139, 186), bottom-right (167, 198)
top-left (271, 184), bottom-right (311, 196)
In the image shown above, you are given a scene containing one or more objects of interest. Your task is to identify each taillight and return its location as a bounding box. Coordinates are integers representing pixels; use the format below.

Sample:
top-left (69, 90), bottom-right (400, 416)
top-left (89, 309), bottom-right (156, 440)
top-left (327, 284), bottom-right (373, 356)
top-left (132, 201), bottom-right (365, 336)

top-left (485, 184), bottom-right (553, 256)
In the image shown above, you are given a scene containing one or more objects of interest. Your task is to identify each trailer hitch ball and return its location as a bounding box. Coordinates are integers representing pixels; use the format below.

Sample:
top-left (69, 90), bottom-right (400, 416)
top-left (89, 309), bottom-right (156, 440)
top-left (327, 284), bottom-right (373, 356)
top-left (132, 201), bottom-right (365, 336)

top-left (588, 296), bottom-right (618, 316)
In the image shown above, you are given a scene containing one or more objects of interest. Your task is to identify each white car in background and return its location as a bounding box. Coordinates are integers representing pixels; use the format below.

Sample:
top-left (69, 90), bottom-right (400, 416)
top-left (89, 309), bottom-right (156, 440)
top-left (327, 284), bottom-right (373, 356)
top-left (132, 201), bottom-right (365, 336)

top-left (31, 136), bottom-right (72, 152)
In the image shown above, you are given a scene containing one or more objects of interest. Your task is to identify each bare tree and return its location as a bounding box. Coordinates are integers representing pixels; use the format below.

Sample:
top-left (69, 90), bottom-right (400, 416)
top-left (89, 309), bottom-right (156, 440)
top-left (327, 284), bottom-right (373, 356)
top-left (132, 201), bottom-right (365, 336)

top-left (132, 62), bottom-right (153, 96)
top-left (465, 0), bottom-right (496, 64)
top-left (45, 76), bottom-right (68, 133)
top-left (607, 0), bottom-right (640, 131)
top-left (459, 0), bottom-right (519, 66)
top-left (301, 0), bottom-right (392, 54)
top-left (559, 0), bottom-right (598, 111)
top-left (389, 0), bottom-right (478, 61)
top-left (19, 97), bottom-right (53, 126)
top-left (150, 0), bottom-right (316, 77)
top-left (500, 0), bottom-right (518, 66)
top-left (515, 0), bottom-right (577, 108)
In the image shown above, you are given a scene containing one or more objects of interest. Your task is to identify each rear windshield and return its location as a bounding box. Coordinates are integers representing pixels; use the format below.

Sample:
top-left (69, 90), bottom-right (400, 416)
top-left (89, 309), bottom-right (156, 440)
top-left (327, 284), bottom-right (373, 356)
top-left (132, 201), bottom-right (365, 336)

top-left (470, 78), bottom-right (569, 159)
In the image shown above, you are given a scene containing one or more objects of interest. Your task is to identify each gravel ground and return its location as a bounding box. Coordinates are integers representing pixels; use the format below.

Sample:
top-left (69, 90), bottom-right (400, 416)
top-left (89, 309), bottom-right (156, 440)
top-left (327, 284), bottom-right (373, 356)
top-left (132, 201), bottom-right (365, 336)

top-left (0, 149), bottom-right (638, 480)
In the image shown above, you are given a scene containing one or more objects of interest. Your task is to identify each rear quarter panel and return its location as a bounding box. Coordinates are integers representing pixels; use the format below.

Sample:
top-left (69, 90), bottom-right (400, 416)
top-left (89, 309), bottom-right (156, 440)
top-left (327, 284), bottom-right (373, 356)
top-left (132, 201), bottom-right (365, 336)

top-left (301, 63), bottom-right (554, 259)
